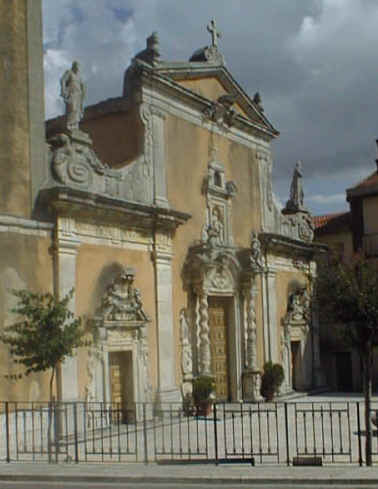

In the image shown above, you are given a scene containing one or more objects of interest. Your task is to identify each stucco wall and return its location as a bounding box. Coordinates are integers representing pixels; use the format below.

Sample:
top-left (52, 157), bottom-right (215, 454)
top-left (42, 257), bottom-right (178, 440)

top-left (0, 231), bottom-right (53, 401)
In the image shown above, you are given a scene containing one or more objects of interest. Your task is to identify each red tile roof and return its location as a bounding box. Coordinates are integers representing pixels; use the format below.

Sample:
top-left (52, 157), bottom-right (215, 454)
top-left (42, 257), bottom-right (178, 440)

top-left (349, 171), bottom-right (378, 191)
top-left (313, 212), bottom-right (351, 234)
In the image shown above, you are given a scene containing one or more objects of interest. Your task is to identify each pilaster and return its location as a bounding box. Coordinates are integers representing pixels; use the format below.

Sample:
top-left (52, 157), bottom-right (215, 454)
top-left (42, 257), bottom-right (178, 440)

top-left (54, 216), bottom-right (80, 401)
top-left (153, 231), bottom-right (180, 403)
top-left (262, 268), bottom-right (278, 363)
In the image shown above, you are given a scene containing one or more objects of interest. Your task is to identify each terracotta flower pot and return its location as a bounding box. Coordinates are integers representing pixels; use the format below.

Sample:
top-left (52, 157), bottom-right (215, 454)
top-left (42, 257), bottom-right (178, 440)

top-left (195, 400), bottom-right (212, 417)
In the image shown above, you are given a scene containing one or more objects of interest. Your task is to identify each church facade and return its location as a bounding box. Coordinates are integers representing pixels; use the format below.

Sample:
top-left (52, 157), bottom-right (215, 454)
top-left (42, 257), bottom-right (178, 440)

top-left (0, 2), bottom-right (324, 407)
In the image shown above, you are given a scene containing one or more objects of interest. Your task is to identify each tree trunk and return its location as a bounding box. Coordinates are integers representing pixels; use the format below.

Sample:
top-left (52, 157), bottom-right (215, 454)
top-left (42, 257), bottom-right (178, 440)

top-left (363, 343), bottom-right (373, 466)
top-left (47, 367), bottom-right (55, 463)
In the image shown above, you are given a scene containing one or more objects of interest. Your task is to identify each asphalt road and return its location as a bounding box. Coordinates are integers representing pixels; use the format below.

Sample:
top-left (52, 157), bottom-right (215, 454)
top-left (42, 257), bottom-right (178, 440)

top-left (0, 483), bottom-right (375, 489)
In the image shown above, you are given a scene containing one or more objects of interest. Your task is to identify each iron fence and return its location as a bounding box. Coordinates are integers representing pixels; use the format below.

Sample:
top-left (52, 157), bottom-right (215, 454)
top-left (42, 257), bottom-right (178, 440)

top-left (0, 399), bottom-right (377, 465)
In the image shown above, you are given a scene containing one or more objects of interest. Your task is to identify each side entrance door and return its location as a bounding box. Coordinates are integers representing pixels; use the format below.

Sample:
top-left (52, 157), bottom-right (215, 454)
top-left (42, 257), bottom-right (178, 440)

top-left (109, 351), bottom-right (134, 422)
top-left (208, 297), bottom-right (230, 401)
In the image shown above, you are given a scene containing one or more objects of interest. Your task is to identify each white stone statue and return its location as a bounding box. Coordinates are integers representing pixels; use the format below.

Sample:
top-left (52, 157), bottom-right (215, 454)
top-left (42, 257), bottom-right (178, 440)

top-left (250, 231), bottom-right (264, 270)
top-left (280, 323), bottom-right (291, 393)
top-left (211, 206), bottom-right (224, 245)
top-left (288, 287), bottom-right (310, 322)
top-left (180, 308), bottom-right (192, 378)
top-left (60, 61), bottom-right (86, 131)
top-left (140, 326), bottom-right (152, 401)
top-left (286, 160), bottom-right (304, 211)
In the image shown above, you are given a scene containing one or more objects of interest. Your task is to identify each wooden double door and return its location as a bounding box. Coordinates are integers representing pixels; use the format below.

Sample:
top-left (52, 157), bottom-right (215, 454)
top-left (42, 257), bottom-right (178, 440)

top-left (109, 351), bottom-right (134, 422)
top-left (208, 297), bottom-right (231, 401)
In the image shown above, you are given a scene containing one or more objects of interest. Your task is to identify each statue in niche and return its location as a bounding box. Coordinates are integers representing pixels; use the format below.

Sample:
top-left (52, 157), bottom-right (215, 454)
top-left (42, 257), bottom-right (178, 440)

top-left (211, 206), bottom-right (224, 244)
top-left (60, 61), bottom-right (86, 131)
top-left (180, 308), bottom-right (192, 378)
top-left (288, 287), bottom-right (311, 322)
top-left (140, 326), bottom-right (152, 401)
top-left (250, 231), bottom-right (264, 270)
top-left (280, 322), bottom-right (291, 393)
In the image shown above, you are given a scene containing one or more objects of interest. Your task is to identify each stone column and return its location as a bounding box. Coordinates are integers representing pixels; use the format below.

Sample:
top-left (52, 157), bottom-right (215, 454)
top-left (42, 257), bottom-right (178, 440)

top-left (54, 216), bottom-right (80, 401)
top-left (242, 281), bottom-right (262, 401)
top-left (196, 287), bottom-right (211, 376)
top-left (263, 269), bottom-right (278, 363)
top-left (151, 106), bottom-right (169, 209)
top-left (153, 233), bottom-right (181, 403)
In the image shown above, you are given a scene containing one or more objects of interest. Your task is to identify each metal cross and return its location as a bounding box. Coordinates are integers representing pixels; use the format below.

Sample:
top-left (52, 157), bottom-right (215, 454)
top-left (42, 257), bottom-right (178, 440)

top-left (207, 18), bottom-right (221, 48)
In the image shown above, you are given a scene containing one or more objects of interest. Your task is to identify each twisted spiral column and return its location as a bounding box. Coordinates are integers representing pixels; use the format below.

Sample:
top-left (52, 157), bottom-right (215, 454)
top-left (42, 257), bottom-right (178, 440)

top-left (244, 284), bottom-right (258, 371)
top-left (197, 289), bottom-right (211, 375)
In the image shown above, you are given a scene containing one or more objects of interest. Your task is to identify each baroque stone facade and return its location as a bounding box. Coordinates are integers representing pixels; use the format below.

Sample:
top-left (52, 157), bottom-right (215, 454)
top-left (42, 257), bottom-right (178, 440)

top-left (0, 6), bottom-right (326, 405)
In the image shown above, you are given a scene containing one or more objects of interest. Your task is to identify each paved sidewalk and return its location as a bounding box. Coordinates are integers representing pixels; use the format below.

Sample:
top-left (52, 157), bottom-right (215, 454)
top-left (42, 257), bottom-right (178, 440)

top-left (0, 462), bottom-right (377, 485)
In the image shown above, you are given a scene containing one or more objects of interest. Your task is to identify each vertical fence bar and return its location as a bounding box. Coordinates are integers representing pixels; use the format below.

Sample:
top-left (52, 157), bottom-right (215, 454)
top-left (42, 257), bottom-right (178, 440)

top-left (257, 402), bottom-right (262, 464)
top-left (73, 403), bottom-right (79, 464)
top-left (15, 403), bottom-right (19, 461)
top-left (83, 404), bottom-right (88, 463)
top-left (275, 404), bottom-right (279, 464)
top-left (320, 405), bottom-right (325, 458)
top-left (240, 403), bottom-right (245, 458)
top-left (143, 403), bottom-right (148, 464)
top-left (330, 402), bottom-right (335, 463)
top-left (312, 403), bottom-right (316, 455)
top-left (53, 402), bottom-right (59, 464)
top-left (284, 403), bottom-right (290, 466)
top-left (31, 402), bottom-right (35, 462)
top-left (214, 403), bottom-right (218, 465)
top-left (5, 402), bottom-right (10, 463)
top-left (294, 403), bottom-right (298, 458)
top-left (347, 403), bottom-right (352, 463)
top-left (357, 401), bottom-right (363, 466)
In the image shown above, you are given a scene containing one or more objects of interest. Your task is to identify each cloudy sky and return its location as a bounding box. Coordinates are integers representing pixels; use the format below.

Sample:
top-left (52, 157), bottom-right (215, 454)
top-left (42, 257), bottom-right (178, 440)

top-left (42, 0), bottom-right (378, 216)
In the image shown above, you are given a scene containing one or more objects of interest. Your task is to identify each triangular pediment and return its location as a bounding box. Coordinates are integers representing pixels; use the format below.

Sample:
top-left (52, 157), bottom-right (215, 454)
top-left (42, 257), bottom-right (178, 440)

top-left (155, 63), bottom-right (278, 136)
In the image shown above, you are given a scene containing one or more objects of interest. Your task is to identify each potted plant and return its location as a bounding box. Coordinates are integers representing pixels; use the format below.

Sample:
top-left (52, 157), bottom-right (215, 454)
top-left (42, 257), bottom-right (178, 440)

top-left (182, 392), bottom-right (195, 417)
top-left (192, 375), bottom-right (215, 416)
top-left (260, 362), bottom-right (284, 401)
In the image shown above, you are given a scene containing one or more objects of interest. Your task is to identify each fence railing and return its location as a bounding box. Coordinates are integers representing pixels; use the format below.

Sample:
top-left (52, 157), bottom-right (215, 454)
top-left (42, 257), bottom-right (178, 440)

top-left (0, 400), bottom-right (377, 465)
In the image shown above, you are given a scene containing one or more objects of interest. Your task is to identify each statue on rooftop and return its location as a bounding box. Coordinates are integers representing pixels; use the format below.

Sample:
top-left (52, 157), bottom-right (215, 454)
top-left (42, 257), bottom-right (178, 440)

top-left (285, 160), bottom-right (305, 212)
top-left (60, 61), bottom-right (86, 131)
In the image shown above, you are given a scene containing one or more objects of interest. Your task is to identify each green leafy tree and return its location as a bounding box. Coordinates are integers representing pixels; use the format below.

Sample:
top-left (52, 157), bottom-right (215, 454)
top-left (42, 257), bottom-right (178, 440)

top-left (0, 288), bottom-right (88, 402)
top-left (316, 254), bottom-right (378, 466)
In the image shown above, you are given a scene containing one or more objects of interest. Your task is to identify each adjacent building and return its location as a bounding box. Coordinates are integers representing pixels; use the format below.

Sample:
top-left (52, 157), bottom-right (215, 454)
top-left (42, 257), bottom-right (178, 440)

top-left (314, 143), bottom-right (378, 391)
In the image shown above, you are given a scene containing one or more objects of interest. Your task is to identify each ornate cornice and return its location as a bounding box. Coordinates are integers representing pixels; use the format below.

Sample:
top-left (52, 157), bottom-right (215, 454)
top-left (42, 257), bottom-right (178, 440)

top-left (38, 186), bottom-right (191, 233)
top-left (260, 232), bottom-right (327, 260)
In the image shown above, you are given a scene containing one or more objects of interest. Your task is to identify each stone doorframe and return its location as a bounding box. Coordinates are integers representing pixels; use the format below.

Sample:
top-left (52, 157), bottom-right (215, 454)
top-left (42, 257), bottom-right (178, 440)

top-left (184, 244), bottom-right (243, 400)
top-left (88, 267), bottom-right (151, 413)
top-left (281, 287), bottom-right (312, 393)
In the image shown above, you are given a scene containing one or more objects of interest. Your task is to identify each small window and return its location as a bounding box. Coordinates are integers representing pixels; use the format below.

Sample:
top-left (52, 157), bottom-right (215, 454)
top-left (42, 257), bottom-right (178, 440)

top-left (214, 171), bottom-right (222, 187)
